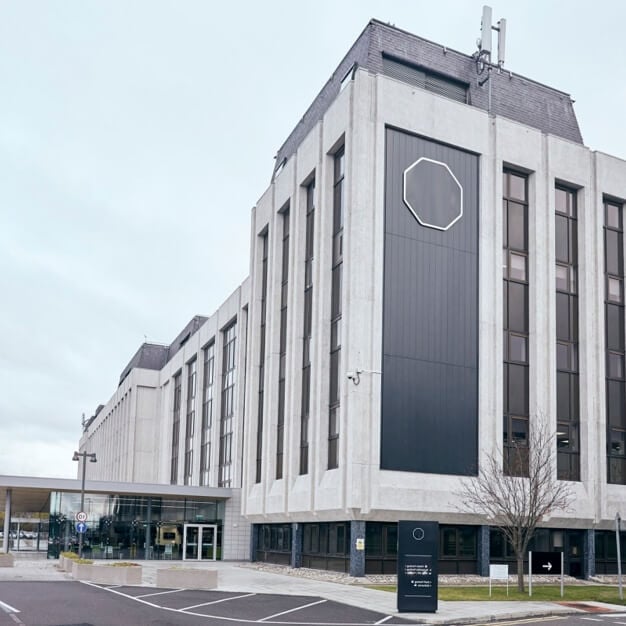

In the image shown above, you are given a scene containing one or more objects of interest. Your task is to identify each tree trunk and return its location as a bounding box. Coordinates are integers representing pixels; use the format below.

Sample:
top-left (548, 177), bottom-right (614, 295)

top-left (517, 556), bottom-right (525, 592)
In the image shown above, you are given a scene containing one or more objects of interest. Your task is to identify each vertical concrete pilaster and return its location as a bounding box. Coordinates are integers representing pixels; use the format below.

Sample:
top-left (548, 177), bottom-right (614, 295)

top-left (291, 523), bottom-right (303, 568)
top-left (349, 521), bottom-right (366, 577)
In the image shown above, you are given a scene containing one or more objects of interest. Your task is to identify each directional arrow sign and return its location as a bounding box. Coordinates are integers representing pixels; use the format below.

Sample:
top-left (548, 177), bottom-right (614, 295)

top-left (531, 551), bottom-right (562, 575)
top-left (75, 522), bottom-right (87, 534)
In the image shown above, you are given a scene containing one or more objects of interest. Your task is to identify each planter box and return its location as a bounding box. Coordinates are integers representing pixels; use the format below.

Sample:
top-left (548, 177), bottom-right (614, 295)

top-left (71, 561), bottom-right (142, 585)
top-left (0, 553), bottom-right (14, 568)
top-left (156, 568), bottom-right (217, 589)
top-left (71, 561), bottom-right (94, 579)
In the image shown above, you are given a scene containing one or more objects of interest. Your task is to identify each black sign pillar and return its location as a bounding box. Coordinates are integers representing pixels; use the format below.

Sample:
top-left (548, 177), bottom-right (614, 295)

top-left (397, 521), bottom-right (439, 613)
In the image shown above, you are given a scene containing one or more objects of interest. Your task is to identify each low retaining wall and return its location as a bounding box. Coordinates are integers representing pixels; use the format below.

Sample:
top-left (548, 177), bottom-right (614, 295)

top-left (156, 568), bottom-right (217, 589)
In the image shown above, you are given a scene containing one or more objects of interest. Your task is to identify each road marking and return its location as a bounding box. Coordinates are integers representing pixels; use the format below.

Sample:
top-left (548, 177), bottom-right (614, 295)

top-left (580, 619), bottom-right (603, 622)
top-left (85, 582), bottom-right (401, 625)
top-left (374, 616), bottom-right (393, 625)
top-left (136, 588), bottom-right (187, 598)
top-left (612, 621), bottom-right (626, 624)
top-left (259, 599), bottom-right (327, 621)
top-left (181, 593), bottom-right (256, 611)
top-left (0, 599), bottom-right (20, 613)
top-left (473, 618), bottom-right (566, 626)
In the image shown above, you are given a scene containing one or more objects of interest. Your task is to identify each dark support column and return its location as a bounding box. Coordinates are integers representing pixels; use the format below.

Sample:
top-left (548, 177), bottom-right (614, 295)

top-left (145, 497), bottom-right (152, 559)
top-left (349, 521), bottom-right (366, 577)
top-left (2, 489), bottom-right (11, 553)
top-left (291, 523), bottom-right (303, 568)
top-left (584, 528), bottom-right (595, 580)
top-left (250, 524), bottom-right (258, 562)
top-left (477, 525), bottom-right (490, 576)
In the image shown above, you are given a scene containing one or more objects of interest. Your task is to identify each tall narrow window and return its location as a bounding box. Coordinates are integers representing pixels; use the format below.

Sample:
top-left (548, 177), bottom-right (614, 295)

top-left (301, 178), bottom-right (315, 474)
top-left (276, 208), bottom-right (290, 479)
top-left (200, 342), bottom-right (214, 486)
top-left (503, 170), bottom-right (529, 477)
top-left (328, 147), bottom-right (344, 470)
top-left (256, 233), bottom-right (268, 483)
top-left (183, 359), bottom-right (197, 485)
top-left (605, 198), bottom-right (626, 484)
top-left (170, 372), bottom-right (182, 484)
top-left (219, 322), bottom-right (237, 487)
top-left (555, 186), bottom-right (580, 481)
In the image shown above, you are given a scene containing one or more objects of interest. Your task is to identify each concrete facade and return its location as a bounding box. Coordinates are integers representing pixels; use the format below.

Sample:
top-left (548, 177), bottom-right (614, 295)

top-left (77, 19), bottom-right (626, 574)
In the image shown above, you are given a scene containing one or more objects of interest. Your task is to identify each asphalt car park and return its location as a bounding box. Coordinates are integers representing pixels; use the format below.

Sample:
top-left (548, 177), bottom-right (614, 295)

top-left (97, 584), bottom-right (415, 624)
top-left (0, 581), bottom-right (414, 626)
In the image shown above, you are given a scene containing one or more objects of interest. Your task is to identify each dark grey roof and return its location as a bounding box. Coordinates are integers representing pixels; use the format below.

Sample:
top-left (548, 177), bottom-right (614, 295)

top-left (117, 315), bottom-right (209, 385)
top-left (118, 342), bottom-right (170, 385)
top-left (273, 19), bottom-right (582, 177)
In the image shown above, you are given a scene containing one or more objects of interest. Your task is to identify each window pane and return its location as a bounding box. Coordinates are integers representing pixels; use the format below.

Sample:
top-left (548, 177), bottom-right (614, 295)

top-left (508, 202), bottom-right (526, 250)
top-left (508, 364), bottom-right (528, 415)
top-left (608, 380), bottom-right (626, 428)
top-left (508, 173), bottom-right (526, 201)
top-left (556, 292), bottom-right (571, 341)
top-left (555, 188), bottom-right (569, 215)
top-left (607, 203), bottom-right (621, 229)
top-left (508, 283), bottom-right (528, 332)
top-left (556, 265), bottom-right (569, 291)
top-left (557, 372), bottom-right (571, 421)
top-left (555, 215), bottom-right (569, 263)
top-left (606, 230), bottom-right (622, 276)
top-left (511, 418), bottom-right (528, 445)
top-left (606, 304), bottom-right (625, 351)
top-left (509, 253), bottom-right (527, 281)
top-left (608, 277), bottom-right (623, 303)
top-left (609, 352), bottom-right (624, 379)
top-left (509, 334), bottom-right (527, 363)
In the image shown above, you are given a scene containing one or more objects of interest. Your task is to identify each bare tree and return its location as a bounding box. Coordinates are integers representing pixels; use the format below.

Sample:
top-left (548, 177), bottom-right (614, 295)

top-left (456, 418), bottom-right (574, 592)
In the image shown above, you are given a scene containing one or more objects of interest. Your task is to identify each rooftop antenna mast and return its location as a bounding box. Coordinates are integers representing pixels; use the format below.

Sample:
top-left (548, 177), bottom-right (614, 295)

top-left (474, 5), bottom-right (506, 112)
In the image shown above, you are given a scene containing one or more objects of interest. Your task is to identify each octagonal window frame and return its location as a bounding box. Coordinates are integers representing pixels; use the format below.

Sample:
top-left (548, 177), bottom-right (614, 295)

top-left (402, 157), bottom-right (464, 231)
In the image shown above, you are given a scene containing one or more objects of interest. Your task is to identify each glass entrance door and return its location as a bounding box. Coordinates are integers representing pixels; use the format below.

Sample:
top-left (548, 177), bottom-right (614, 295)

top-left (183, 525), bottom-right (199, 560)
top-left (183, 524), bottom-right (217, 561)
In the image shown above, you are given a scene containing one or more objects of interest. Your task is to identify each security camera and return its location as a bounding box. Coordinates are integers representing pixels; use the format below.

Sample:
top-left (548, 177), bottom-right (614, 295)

top-left (346, 371), bottom-right (355, 380)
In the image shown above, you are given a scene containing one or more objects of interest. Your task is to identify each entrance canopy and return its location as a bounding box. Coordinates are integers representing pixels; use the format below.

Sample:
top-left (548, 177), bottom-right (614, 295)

top-left (1, 474), bottom-right (232, 558)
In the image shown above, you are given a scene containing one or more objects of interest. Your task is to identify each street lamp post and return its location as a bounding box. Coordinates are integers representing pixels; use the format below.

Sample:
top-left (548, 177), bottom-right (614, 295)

top-left (72, 450), bottom-right (97, 559)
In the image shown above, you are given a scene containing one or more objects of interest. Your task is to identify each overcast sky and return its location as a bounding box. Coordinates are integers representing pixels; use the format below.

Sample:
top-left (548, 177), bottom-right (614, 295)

top-left (1, 0), bottom-right (625, 479)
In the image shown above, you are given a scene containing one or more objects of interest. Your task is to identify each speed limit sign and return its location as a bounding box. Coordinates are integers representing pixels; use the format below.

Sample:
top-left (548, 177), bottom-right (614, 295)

top-left (76, 511), bottom-right (87, 522)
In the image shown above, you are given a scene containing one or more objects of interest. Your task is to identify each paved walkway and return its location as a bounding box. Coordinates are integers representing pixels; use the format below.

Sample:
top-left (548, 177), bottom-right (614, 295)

top-left (1, 556), bottom-right (625, 624)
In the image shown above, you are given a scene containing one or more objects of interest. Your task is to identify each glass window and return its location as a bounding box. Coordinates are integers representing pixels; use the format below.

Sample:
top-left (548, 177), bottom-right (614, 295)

top-left (609, 352), bottom-right (624, 379)
top-left (508, 364), bottom-right (529, 415)
top-left (507, 202), bottom-right (527, 251)
top-left (608, 277), bottom-right (623, 303)
top-left (508, 173), bottom-right (527, 202)
top-left (509, 253), bottom-right (527, 281)
top-left (607, 203), bottom-right (621, 229)
top-left (509, 334), bottom-right (527, 363)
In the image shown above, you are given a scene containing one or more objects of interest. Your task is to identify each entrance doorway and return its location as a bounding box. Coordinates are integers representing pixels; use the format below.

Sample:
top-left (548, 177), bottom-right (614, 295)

top-left (183, 524), bottom-right (217, 561)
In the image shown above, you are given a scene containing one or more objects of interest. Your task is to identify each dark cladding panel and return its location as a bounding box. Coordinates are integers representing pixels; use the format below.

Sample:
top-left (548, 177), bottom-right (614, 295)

top-left (381, 128), bottom-right (478, 475)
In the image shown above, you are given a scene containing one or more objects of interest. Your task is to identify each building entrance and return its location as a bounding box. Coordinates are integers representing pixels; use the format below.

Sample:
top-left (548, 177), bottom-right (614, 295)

top-left (183, 524), bottom-right (217, 561)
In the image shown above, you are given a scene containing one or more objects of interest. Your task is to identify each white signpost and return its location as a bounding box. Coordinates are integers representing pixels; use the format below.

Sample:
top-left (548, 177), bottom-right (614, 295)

top-left (489, 564), bottom-right (509, 596)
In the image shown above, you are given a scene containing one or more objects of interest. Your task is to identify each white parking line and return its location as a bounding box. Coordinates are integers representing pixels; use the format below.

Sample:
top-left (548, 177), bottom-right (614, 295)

top-left (181, 592), bottom-right (256, 611)
top-left (0, 599), bottom-right (19, 613)
top-left (580, 619), bottom-right (603, 622)
top-left (259, 599), bottom-right (327, 621)
top-left (136, 588), bottom-right (187, 598)
top-left (374, 617), bottom-right (393, 625)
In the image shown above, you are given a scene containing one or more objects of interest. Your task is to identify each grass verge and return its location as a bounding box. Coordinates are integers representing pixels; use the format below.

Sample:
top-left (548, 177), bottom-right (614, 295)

top-left (367, 585), bottom-right (626, 604)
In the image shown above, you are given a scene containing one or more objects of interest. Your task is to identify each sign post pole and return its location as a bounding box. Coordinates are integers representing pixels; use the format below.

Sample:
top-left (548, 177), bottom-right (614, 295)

top-left (616, 513), bottom-right (623, 601)
top-left (528, 551), bottom-right (532, 597)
